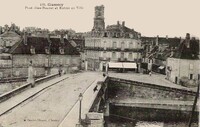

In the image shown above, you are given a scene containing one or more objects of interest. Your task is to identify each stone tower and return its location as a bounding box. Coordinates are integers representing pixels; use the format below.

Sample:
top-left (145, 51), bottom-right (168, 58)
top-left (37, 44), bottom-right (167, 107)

top-left (92, 5), bottom-right (105, 31)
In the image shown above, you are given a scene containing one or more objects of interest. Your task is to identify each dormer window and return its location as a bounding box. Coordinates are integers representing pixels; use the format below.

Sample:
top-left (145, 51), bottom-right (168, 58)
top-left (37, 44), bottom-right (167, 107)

top-left (30, 46), bottom-right (35, 54)
top-left (45, 46), bottom-right (50, 54)
top-left (59, 47), bottom-right (64, 54)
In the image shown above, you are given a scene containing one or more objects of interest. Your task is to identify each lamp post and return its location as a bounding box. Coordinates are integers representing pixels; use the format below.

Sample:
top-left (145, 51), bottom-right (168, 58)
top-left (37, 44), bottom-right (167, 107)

top-left (78, 93), bottom-right (83, 124)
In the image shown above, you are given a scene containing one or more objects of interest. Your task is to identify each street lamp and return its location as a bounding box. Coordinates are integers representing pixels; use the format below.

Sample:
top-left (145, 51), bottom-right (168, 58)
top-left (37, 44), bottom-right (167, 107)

top-left (78, 93), bottom-right (83, 124)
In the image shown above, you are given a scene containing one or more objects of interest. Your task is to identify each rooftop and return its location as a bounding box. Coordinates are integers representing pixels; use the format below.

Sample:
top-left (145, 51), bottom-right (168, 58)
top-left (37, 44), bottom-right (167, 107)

top-left (9, 36), bottom-right (80, 55)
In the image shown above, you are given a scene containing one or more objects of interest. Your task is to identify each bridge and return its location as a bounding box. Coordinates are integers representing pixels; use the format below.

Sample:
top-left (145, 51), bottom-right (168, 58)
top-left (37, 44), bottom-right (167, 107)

top-left (0, 72), bottom-right (106, 127)
top-left (0, 71), bottom-right (198, 127)
top-left (104, 73), bottom-right (199, 123)
top-left (110, 99), bottom-right (197, 112)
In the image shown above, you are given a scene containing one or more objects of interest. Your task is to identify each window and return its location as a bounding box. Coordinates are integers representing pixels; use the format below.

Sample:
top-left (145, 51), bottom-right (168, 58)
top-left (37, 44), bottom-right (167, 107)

top-left (30, 46), bottom-right (35, 54)
top-left (112, 52), bottom-right (116, 59)
top-left (128, 53), bottom-right (132, 59)
top-left (121, 42), bottom-right (125, 50)
top-left (103, 51), bottom-right (107, 58)
top-left (16, 71), bottom-right (20, 76)
top-left (0, 72), bottom-right (3, 78)
top-left (190, 74), bottom-right (193, 80)
top-left (59, 47), bottom-right (65, 54)
top-left (129, 42), bottom-right (133, 49)
top-left (113, 42), bottom-right (117, 48)
top-left (121, 52), bottom-right (124, 58)
top-left (45, 47), bottom-right (50, 54)
top-left (103, 41), bottom-right (107, 50)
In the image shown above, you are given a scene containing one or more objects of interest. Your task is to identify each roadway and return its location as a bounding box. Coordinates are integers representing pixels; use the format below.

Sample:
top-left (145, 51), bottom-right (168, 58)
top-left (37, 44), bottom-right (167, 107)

top-left (0, 72), bottom-right (104, 127)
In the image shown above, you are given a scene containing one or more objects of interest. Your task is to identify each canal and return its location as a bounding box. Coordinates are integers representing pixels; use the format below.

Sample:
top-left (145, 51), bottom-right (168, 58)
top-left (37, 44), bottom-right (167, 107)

top-left (102, 77), bottom-right (199, 127)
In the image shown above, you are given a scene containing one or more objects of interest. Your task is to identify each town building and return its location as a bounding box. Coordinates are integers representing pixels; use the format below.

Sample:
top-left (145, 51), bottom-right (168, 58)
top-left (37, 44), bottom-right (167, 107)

top-left (166, 33), bottom-right (200, 86)
top-left (84, 5), bottom-right (142, 72)
top-left (0, 31), bottom-right (21, 49)
top-left (0, 53), bottom-right (12, 78)
top-left (7, 35), bottom-right (80, 78)
top-left (141, 36), bottom-right (181, 74)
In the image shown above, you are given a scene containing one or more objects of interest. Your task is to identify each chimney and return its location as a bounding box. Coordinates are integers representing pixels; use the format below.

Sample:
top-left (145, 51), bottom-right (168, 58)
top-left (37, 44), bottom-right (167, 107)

top-left (122, 21), bottom-right (125, 27)
top-left (185, 33), bottom-right (190, 48)
top-left (47, 34), bottom-right (51, 44)
top-left (60, 34), bottom-right (64, 43)
top-left (117, 21), bottom-right (120, 26)
top-left (186, 33), bottom-right (190, 40)
top-left (166, 35), bottom-right (168, 39)
top-left (156, 35), bottom-right (159, 46)
top-left (23, 32), bottom-right (27, 45)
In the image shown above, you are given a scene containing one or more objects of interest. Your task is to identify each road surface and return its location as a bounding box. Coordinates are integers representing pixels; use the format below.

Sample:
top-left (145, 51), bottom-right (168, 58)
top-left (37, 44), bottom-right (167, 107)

top-left (0, 72), bottom-right (103, 127)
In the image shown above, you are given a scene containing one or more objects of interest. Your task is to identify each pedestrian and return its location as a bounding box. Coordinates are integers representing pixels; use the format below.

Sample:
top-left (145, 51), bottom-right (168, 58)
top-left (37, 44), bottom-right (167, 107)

top-left (27, 60), bottom-right (35, 88)
top-left (58, 66), bottom-right (62, 77)
top-left (59, 69), bottom-right (62, 76)
top-left (93, 85), bottom-right (98, 92)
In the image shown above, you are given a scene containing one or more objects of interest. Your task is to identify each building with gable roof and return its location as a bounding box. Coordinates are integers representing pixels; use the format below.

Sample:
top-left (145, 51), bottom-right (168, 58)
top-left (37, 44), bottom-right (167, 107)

top-left (166, 33), bottom-right (200, 86)
top-left (141, 35), bottom-right (182, 74)
top-left (0, 31), bottom-right (21, 49)
top-left (8, 35), bottom-right (80, 78)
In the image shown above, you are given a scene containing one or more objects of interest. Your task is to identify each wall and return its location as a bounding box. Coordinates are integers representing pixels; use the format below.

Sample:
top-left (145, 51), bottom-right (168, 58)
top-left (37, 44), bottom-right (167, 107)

top-left (109, 105), bottom-right (198, 122)
top-left (107, 79), bottom-right (195, 101)
top-left (0, 36), bottom-right (21, 47)
top-left (85, 37), bottom-right (142, 49)
top-left (12, 54), bottom-right (81, 77)
top-left (85, 37), bottom-right (142, 71)
top-left (166, 58), bottom-right (200, 84)
top-left (0, 68), bottom-right (12, 78)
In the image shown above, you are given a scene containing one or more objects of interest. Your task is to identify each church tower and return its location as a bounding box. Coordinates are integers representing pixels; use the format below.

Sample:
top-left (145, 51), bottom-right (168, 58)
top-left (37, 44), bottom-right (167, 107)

top-left (92, 5), bottom-right (105, 31)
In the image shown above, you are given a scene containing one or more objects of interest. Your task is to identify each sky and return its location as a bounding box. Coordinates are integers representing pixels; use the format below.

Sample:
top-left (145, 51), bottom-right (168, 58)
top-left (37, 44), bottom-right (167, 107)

top-left (0, 0), bottom-right (200, 38)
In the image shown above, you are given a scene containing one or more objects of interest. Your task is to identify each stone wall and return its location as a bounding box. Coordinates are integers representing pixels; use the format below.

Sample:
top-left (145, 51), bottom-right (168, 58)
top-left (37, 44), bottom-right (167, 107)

top-left (166, 58), bottom-right (200, 84)
top-left (109, 105), bottom-right (198, 122)
top-left (107, 79), bottom-right (195, 101)
top-left (0, 68), bottom-right (12, 78)
top-left (11, 54), bottom-right (81, 78)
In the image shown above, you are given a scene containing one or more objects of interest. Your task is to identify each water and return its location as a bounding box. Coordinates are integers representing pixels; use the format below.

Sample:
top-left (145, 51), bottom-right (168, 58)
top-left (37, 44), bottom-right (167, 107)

top-left (107, 121), bottom-right (198, 127)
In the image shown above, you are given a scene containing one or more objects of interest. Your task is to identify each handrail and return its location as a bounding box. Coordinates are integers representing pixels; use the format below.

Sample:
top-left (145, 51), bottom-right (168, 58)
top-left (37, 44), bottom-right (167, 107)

top-left (0, 73), bottom-right (58, 103)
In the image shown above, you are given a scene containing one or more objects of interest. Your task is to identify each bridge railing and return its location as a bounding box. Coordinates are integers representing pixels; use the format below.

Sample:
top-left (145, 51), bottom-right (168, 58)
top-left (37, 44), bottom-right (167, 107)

top-left (0, 73), bottom-right (59, 103)
top-left (108, 77), bottom-right (196, 96)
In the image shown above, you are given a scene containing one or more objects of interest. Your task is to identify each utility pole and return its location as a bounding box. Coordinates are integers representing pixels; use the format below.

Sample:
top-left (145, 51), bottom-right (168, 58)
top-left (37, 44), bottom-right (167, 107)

top-left (188, 81), bottom-right (199, 127)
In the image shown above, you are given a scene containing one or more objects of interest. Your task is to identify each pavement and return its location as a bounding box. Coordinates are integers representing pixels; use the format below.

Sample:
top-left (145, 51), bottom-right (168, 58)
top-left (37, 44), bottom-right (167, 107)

top-left (0, 71), bottom-right (104, 127)
top-left (108, 72), bottom-right (197, 92)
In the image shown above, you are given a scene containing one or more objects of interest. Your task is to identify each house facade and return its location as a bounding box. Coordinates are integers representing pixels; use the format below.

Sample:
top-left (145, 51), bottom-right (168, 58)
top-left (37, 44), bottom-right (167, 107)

top-left (0, 53), bottom-right (12, 78)
top-left (141, 36), bottom-right (181, 74)
top-left (166, 58), bottom-right (200, 84)
top-left (166, 33), bottom-right (200, 85)
top-left (9, 35), bottom-right (80, 78)
top-left (0, 31), bottom-right (21, 48)
top-left (84, 5), bottom-right (142, 71)
top-left (85, 37), bottom-right (141, 71)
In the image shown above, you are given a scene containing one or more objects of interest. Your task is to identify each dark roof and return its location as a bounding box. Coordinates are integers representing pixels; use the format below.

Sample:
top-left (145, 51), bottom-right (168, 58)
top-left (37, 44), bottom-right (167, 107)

top-left (173, 39), bottom-right (199, 59)
top-left (9, 36), bottom-right (80, 55)
top-left (158, 37), bottom-right (181, 47)
top-left (72, 39), bottom-right (85, 46)
top-left (0, 31), bottom-right (20, 37)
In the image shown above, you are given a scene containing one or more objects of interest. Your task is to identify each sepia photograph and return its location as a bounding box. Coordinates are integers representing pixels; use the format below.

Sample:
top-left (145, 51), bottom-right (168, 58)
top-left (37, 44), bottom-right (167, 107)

top-left (0, 0), bottom-right (199, 127)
